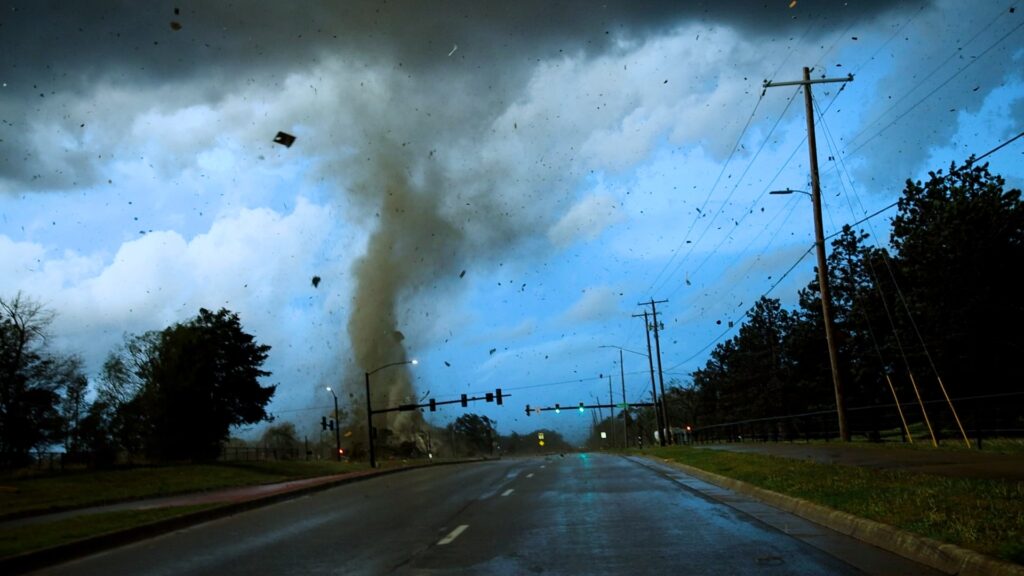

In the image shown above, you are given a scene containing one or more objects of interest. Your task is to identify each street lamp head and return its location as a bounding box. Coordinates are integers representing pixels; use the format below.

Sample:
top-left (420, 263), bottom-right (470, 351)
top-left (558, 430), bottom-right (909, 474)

top-left (769, 188), bottom-right (811, 197)
top-left (410, 359), bottom-right (418, 365)
top-left (325, 386), bottom-right (331, 392)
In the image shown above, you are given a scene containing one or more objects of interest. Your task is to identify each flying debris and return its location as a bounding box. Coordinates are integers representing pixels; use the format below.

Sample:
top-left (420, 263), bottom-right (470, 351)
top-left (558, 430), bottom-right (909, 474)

top-left (789, 0), bottom-right (797, 7)
top-left (448, 44), bottom-right (458, 56)
top-left (489, 348), bottom-right (497, 355)
top-left (273, 131), bottom-right (296, 147)
top-left (311, 275), bottom-right (321, 288)
top-left (170, 21), bottom-right (182, 31)
top-left (459, 269), bottom-right (466, 278)
top-left (444, 361), bottom-right (451, 367)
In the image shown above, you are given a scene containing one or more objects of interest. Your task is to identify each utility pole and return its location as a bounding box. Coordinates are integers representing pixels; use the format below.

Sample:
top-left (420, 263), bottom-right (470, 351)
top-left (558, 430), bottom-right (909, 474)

top-left (640, 299), bottom-right (671, 445)
top-left (608, 375), bottom-right (615, 448)
top-left (619, 348), bottom-right (627, 449)
top-left (633, 309), bottom-right (664, 446)
top-left (765, 67), bottom-right (852, 442)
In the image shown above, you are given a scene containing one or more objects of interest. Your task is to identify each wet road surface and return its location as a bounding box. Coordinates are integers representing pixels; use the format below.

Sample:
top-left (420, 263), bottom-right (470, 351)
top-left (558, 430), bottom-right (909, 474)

top-left (33, 453), bottom-right (941, 575)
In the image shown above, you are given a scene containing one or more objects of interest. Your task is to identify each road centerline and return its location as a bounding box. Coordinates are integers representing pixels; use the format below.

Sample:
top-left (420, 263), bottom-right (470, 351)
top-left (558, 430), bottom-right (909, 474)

top-left (437, 524), bottom-right (469, 545)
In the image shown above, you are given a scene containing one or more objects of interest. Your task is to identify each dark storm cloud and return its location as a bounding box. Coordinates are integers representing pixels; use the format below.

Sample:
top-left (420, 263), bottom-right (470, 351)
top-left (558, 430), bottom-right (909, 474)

top-left (1, 0), bottom-right (922, 93)
top-left (0, 0), bottom-right (924, 192)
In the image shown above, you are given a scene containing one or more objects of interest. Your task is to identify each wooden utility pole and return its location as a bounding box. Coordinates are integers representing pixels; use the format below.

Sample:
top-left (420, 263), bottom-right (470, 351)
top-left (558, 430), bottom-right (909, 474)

top-left (765, 67), bottom-right (853, 441)
top-left (619, 348), bottom-right (628, 449)
top-left (633, 310), bottom-right (664, 446)
top-left (639, 299), bottom-right (671, 445)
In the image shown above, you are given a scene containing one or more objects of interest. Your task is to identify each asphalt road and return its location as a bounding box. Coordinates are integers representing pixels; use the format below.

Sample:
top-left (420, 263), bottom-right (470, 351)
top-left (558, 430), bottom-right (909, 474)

top-left (33, 453), bottom-right (941, 575)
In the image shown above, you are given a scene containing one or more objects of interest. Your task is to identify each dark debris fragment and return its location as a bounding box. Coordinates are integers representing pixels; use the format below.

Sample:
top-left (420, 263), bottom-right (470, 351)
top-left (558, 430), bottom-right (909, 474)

top-left (273, 131), bottom-right (296, 147)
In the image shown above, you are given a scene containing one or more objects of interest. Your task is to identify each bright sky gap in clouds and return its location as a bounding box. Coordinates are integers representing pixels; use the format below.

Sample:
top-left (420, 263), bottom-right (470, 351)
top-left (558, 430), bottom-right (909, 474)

top-left (1, 1), bottom-right (1021, 442)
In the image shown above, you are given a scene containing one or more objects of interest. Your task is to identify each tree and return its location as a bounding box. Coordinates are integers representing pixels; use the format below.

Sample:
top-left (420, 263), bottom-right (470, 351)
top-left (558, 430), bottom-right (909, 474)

top-left (59, 356), bottom-right (89, 456)
top-left (0, 293), bottom-right (83, 467)
top-left (105, 308), bottom-right (276, 461)
top-left (449, 413), bottom-right (494, 455)
top-left (261, 422), bottom-right (300, 459)
top-left (889, 159), bottom-right (1024, 402)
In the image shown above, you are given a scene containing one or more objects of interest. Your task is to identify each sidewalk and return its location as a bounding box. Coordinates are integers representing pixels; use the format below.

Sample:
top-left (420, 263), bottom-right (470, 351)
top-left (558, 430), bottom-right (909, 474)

top-left (699, 442), bottom-right (1024, 481)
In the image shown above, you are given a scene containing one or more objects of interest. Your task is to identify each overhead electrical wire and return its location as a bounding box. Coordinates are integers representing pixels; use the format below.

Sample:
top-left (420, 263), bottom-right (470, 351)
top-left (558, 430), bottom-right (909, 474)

top-left (844, 8), bottom-right (1024, 159)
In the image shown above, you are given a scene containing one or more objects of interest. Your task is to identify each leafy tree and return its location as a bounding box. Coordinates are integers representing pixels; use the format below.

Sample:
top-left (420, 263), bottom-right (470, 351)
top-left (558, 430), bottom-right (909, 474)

top-left (889, 159), bottom-right (1023, 401)
top-left (0, 293), bottom-right (84, 467)
top-left (104, 308), bottom-right (276, 461)
top-left (59, 356), bottom-right (89, 456)
top-left (84, 332), bottom-right (161, 460)
top-left (449, 413), bottom-right (495, 455)
top-left (261, 422), bottom-right (300, 458)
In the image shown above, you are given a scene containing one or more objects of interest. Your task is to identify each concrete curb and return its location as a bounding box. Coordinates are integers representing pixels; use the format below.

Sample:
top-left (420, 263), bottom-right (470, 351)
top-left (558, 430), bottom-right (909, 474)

top-left (1, 458), bottom-right (485, 575)
top-left (645, 455), bottom-right (1024, 576)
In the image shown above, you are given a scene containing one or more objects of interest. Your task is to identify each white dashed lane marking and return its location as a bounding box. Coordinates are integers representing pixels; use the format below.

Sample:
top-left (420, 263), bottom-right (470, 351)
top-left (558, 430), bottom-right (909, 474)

top-left (501, 489), bottom-right (514, 497)
top-left (438, 525), bottom-right (469, 545)
top-left (526, 473), bottom-right (534, 478)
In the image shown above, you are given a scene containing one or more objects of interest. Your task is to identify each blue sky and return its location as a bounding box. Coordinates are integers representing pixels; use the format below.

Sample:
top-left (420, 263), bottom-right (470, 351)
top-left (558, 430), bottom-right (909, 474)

top-left (1, 1), bottom-right (1022, 444)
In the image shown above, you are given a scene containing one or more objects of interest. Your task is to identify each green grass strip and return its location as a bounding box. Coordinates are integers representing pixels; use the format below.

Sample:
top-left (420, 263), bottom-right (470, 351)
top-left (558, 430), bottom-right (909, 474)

top-left (650, 446), bottom-right (1024, 565)
top-left (0, 505), bottom-right (215, 559)
top-left (0, 460), bottom-right (368, 518)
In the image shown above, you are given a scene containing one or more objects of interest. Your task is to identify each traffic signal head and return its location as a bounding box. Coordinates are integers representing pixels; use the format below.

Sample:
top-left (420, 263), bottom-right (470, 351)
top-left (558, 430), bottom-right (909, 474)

top-left (328, 419), bottom-right (335, 431)
top-left (578, 402), bottom-right (585, 413)
top-left (525, 404), bottom-right (531, 417)
top-left (321, 416), bottom-right (327, 431)
top-left (460, 393), bottom-right (468, 407)
top-left (496, 388), bottom-right (503, 405)
top-left (486, 392), bottom-right (494, 403)
top-left (555, 403), bottom-right (561, 414)
top-left (429, 398), bottom-right (437, 412)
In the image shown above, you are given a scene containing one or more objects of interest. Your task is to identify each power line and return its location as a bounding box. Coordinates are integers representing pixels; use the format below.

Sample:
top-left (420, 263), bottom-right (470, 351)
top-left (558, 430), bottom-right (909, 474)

top-left (845, 11), bottom-right (1024, 159)
top-left (970, 130), bottom-right (1024, 164)
top-left (645, 92), bottom-right (765, 294)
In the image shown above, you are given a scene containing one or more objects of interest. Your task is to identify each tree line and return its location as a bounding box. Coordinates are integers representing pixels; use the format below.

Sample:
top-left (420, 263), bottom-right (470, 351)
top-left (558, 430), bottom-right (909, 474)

top-left (0, 303), bottom-right (276, 468)
top-left (673, 159), bottom-right (1022, 440)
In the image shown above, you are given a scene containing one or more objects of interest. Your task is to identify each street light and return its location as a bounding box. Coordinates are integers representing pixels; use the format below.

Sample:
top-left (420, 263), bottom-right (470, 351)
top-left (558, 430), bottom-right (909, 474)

top-left (365, 358), bottom-right (418, 469)
top-left (769, 188), bottom-right (811, 197)
top-left (325, 386), bottom-right (341, 462)
top-left (769, 187), bottom-right (849, 441)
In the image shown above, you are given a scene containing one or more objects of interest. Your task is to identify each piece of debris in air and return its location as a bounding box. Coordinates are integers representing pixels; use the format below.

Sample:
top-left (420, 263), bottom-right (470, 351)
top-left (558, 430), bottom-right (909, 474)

top-left (444, 361), bottom-right (451, 367)
top-left (170, 21), bottom-right (182, 31)
top-left (448, 44), bottom-right (458, 56)
top-left (311, 275), bottom-right (321, 288)
top-left (489, 348), bottom-right (497, 355)
top-left (273, 131), bottom-right (296, 147)
top-left (459, 270), bottom-right (466, 278)
top-left (789, 0), bottom-right (797, 8)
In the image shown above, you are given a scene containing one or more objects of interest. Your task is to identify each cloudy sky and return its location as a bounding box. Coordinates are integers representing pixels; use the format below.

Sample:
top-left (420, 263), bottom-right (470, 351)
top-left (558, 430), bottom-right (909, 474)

top-left (2, 1), bottom-right (1022, 443)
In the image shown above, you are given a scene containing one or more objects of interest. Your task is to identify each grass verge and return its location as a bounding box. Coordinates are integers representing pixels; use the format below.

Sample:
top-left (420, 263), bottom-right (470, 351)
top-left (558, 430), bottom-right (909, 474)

top-left (0, 460), bottom-right (370, 519)
top-left (648, 446), bottom-right (1024, 565)
top-left (0, 505), bottom-right (216, 559)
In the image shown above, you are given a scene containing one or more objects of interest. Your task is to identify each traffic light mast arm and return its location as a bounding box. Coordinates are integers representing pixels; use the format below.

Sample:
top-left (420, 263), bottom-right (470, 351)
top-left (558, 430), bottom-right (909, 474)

top-left (371, 392), bottom-right (512, 415)
top-left (526, 401), bottom-right (655, 413)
